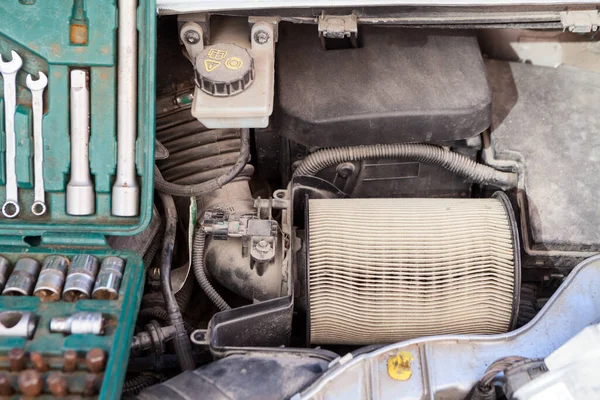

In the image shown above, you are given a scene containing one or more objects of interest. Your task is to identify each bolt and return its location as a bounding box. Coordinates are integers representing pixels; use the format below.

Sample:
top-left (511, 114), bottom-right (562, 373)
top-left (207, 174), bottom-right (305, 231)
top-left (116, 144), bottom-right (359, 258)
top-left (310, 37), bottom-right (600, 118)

top-left (8, 348), bottom-right (25, 372)
top-left (0, 373), bottom-right (14, 396)
top-left (83, 374), bottom-right (98, 396)
top-left (256, 239), bottom-right (272, 253)
top-left (30, 352), bottom-right (49, 372)
top-left (63, 350), bottom-right (78, 372)
top-left (336, 162), bottom-right (356, 178)
top-left (47, 372), bottom-right (68, 397)
top-left (184, 30), bottom-right (201, 44)
top-left (254, 30), bottom-right (270, 44)
top-left (18, 369), bottom-right (43, 397)
top-left (85, 348), bottom-right (106, 373)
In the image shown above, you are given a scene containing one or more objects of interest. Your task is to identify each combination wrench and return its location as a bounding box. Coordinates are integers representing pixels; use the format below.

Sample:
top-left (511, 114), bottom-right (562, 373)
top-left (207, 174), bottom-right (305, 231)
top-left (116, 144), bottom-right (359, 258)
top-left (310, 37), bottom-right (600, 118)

top-left (0, 51), bottom-right (23, 219)
top-left (26, 72), bottom-right (48, 216)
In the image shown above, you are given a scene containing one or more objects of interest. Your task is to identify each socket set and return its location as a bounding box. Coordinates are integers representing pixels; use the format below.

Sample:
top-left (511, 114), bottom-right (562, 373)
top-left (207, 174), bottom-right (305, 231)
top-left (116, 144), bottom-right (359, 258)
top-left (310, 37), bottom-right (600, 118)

top-left (0, 255), bottom-right (125, 302)
top-left (0, 1), bottom-right (154, 231)
top-left (0, 348), bottom-right (106, 396)
top-left (0, 1), bottom-right (155, 398)
top-left (0, 250), bottom-right (143, 398)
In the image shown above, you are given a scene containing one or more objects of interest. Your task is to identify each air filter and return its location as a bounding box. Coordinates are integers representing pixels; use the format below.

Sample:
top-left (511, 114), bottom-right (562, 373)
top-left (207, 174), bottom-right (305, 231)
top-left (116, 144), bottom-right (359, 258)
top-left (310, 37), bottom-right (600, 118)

top-left (307, 193), bottom-right (520, 345)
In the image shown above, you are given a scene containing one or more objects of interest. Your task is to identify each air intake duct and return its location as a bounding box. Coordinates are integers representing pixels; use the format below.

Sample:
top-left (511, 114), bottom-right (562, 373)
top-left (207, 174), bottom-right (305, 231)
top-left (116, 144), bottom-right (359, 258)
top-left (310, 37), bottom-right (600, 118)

top-left (306, 192), bottom-right (520, 345)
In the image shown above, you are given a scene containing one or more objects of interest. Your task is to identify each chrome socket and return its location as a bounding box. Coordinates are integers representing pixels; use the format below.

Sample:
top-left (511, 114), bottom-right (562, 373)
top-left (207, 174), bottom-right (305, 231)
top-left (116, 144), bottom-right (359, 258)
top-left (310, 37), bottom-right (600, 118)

top-left (50, 312), bottom-right (104, 335)
top-left (33, 255), bottom-right (69, 302)
top-left (0, 311), bottom-right (37, 338)
top-left (63, 255), bottom-right (99, 302)
top-left (0, 256), bottom-right (11, 292)
top-left (92, 257), bottom-right (125, 300)
top-left (2, 258), bottom-right (40, 296)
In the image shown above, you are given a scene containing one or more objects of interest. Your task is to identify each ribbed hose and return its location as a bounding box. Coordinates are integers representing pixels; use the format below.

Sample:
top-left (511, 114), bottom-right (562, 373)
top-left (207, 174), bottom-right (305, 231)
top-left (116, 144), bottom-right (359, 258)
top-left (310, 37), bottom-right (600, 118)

top-left (122, 375), bottom-right (160, 396)
top-left (138, 308), bottom-right (196, 333)
top-left (154, 128), bottom-right (251, 197)
top-left (193, 232), bottom-right (231, 311)
top-left (293, 143), bottom-right (517, 189)
top-left (158, 191), bottom-right (195, 371)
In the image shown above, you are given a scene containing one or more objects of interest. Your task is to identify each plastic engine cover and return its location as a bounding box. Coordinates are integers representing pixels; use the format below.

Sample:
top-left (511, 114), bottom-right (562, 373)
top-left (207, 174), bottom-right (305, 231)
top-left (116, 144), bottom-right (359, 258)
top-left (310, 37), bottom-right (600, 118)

top-left (275, 24), bottom-right (492, 147)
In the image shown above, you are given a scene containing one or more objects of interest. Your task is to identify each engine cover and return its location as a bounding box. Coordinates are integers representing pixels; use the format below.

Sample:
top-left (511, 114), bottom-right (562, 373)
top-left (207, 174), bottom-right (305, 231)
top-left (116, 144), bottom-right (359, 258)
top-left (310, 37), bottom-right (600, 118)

top-left (276, 24), bottom-right (492, 147)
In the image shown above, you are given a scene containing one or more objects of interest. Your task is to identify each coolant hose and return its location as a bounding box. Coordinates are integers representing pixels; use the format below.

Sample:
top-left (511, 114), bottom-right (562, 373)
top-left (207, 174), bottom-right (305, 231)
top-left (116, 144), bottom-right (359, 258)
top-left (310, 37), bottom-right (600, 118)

top-left (157, 191), bottom-right (195, 371)
top-left (293, 143), bottom-right (517, 189)
top-left (193, 231), bottom-right (231, 311)
top-left (154, 128), bottom-right (251, 197)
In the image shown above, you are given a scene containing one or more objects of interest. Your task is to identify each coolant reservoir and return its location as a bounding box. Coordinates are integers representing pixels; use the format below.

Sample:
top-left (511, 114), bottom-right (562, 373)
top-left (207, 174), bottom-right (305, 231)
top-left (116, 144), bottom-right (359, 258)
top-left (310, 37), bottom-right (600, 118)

top-left (180, 20), bottom-right (276, 129)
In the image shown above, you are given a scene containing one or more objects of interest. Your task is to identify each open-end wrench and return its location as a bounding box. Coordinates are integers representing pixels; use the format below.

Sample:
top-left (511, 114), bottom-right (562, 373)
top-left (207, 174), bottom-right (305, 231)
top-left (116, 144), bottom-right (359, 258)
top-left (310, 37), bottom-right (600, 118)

top-left (0, 51), bottom-right (23, 219)
top-left (26, 72), bottom-right (48, 216)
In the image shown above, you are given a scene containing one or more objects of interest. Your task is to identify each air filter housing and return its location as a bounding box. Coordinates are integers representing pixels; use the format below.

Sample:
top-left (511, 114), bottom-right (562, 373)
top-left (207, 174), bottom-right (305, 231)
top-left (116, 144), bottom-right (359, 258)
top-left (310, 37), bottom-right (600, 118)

top-left (307, 194), bottom-right (520, 345)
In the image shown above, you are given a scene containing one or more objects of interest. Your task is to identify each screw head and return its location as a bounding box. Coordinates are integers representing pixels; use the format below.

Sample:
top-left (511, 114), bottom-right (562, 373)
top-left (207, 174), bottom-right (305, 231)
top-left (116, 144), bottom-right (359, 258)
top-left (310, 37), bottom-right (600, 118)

top-left (256, 240), bottom-right (272, 253)
top-left (184, 30), bottom-right (201, 44)
top-left (254, 30), bottom-right (270, 44)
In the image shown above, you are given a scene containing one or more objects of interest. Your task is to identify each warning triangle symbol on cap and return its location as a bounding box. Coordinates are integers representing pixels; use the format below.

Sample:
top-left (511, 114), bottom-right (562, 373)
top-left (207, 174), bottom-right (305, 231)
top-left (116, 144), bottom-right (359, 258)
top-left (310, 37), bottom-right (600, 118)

top-left (204, 59), bottom-right (221, 72)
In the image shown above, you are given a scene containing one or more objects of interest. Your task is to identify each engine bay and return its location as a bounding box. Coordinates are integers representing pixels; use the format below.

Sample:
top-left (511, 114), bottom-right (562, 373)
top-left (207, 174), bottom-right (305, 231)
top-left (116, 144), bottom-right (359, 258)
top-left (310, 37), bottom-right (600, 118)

top-left (120, 8), bottom-right (600, 397)
top-left (2, 2), bottom-right (600, 399)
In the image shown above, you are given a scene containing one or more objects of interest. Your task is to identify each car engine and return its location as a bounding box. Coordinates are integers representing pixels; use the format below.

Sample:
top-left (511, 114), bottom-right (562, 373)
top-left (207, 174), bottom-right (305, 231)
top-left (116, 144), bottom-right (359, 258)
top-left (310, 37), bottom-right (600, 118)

top-left (120, 4), bottom-right (600, 399)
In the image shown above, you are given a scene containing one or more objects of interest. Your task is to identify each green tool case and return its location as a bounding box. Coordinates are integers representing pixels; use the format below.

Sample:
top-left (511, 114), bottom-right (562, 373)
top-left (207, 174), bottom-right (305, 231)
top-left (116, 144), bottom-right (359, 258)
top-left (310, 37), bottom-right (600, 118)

top-left (0, 0), bottom-right (155, 397)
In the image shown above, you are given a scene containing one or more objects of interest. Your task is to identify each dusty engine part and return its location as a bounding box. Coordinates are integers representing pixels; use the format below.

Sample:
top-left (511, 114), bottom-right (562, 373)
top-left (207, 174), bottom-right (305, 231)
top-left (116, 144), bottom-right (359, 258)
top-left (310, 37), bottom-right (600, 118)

top-left (2, 258), bottom-right (40, 296)
top-left (34, 255), bottom-right (69, 302)
top-left (306, 193), bottom-right (520, 345)
top-left (200, 187), bottom-right (284, 302)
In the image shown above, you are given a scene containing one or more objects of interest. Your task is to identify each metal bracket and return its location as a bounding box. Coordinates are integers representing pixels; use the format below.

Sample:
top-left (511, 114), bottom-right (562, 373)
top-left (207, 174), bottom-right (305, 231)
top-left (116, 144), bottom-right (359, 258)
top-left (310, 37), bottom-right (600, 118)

top-left (560, 10), bottom-right (600, 33)
top-left (318, 13), bottom-right (358, 39)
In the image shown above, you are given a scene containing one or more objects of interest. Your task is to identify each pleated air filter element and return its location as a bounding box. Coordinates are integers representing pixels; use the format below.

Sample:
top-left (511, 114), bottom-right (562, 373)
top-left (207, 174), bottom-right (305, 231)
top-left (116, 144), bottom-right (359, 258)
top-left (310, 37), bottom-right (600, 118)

top-left (307, 194), bottom-right (520, 345)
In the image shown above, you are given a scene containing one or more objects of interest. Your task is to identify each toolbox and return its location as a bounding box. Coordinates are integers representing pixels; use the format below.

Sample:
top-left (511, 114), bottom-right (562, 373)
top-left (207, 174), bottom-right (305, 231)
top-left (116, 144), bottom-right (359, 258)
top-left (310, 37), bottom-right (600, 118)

top-left (0, 0), bottom-right (155, 397)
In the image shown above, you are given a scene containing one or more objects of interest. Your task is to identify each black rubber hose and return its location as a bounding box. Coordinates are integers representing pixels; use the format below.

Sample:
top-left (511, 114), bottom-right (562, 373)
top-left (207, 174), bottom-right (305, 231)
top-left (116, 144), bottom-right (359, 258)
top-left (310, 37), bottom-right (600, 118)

top-left (192, 231), bottom-right (231, 311)
top-left (143, 230), bottom-right (163, 272)
top-left (154, 128), bottom-right (251, 197)
top-left (293, 143), bottom-right (518, 189)
top-left (122, 375), bottom-right (160, 396)
top-left (158, 191), bottom-right (195, 371)
top-left (138, 308), bottom-right (196, 333)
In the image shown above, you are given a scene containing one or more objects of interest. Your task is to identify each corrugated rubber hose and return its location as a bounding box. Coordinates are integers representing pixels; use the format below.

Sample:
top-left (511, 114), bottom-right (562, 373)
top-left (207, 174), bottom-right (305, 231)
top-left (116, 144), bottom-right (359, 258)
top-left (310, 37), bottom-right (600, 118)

top-left (193, 231), bottom-right (231, 311)
top-left (293, 143), bottom-right (518, 189)
top-left (154, 128), bottom-right (251, 197)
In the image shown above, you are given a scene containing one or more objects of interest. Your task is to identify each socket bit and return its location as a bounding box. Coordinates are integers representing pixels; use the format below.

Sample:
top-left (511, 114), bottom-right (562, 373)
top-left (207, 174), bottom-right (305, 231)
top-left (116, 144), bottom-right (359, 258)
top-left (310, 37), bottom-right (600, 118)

top-left (0, 312), bottom-right (37, 338)
top-left (66, 69), bottom-right (95, 215)
top-left (0, 373), bottom-right (14, 396)
top-left (63, 350), bottom-right (78, 372)
top-left (83, 373), bottom-right (99, 396)
top-left (85, 348), bottom-right (106, 373)
top-left (30, 352), bottom-right (49, 372)
top-left (18, 369), bottom-right (42, 397)
top-left (34, 255), bottom-right (69, 302)
top-left (8, 348), bottom-right (25, 371)
top-left (63, 255), bottom-right (99, 302)
top-left (47, 372), bottom-right (68, 397)
top-left (92, 257), bottom-right (125, 300)
top-left (2, 258), bottom-right (40, 296)
top-left (50, 312), bottom-right (104, 335)
top-left (0, 256), bottom-right (11, 292)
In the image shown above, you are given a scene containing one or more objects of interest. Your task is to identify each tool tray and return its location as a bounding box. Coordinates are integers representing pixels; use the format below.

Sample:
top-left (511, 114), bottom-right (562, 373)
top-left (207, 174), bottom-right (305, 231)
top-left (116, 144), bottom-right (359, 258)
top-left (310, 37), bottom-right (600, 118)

top-left (0, 250), bottom-right (143, 398)
top-left (0, 0), bottom-right (155, 397)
